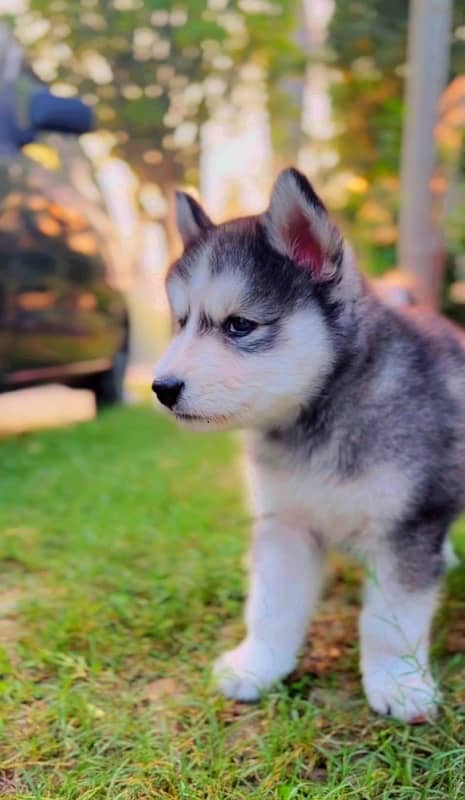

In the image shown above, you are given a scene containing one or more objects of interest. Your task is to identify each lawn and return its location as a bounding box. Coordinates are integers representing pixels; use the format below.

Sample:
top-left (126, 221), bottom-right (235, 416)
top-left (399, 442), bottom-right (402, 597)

top-left (1, 406), bottom-right (465, 799)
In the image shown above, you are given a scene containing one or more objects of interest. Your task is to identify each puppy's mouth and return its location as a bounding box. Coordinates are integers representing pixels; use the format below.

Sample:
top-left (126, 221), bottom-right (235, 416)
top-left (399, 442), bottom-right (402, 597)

top-left (175, 413), bottom-right (213, 422)
top-left (173, 411), bottom-right (237, 429)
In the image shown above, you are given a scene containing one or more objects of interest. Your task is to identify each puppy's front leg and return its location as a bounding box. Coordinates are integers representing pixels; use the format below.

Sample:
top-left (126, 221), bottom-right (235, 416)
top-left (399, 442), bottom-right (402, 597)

top-left (213, 517), bottom-right (325, 701)
top-left (360, 544), bottom-right (441, 723)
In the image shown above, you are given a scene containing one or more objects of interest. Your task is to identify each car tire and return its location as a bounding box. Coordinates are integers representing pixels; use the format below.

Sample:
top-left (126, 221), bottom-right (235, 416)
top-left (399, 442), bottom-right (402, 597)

top-left (93, 348), bottom-right (128, 407)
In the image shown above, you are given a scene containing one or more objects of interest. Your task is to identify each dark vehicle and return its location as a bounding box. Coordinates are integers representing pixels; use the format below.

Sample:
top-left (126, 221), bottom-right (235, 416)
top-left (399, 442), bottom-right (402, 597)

top-left (0, 30), bottom-right (129, 404)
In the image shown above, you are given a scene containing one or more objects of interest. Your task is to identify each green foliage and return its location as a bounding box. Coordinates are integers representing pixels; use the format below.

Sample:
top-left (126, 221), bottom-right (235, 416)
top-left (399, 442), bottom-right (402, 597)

top-left (327, 0), bottom-right (465, 274)
top-left (329, 1), bottom-right (406, 179)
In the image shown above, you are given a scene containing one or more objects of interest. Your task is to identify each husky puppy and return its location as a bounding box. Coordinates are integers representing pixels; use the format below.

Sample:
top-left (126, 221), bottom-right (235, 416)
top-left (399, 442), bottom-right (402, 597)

top-left (153, 168), bottom-right (465, 722)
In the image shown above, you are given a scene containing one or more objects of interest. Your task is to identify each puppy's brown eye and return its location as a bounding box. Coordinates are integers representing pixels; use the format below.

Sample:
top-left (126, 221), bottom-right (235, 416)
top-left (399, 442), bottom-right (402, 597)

top-left (224, 316), bottom-right (257, 337)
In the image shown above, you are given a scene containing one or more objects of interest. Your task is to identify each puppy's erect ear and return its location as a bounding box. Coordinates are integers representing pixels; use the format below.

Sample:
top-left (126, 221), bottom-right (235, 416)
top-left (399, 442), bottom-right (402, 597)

top-left (263, 168), bottom-right (343, 280)
top-left (175, 191), bottom-right (213, 249)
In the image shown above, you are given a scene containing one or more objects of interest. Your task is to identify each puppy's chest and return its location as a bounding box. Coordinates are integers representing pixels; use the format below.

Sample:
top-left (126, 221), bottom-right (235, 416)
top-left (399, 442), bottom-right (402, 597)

top-left (251, 447), bottom-right (411, 544)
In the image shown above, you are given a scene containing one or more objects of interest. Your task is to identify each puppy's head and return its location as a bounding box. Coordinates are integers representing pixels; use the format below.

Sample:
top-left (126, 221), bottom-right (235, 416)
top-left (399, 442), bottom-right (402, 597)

top-left (153, 168), bottom-right (361, 431)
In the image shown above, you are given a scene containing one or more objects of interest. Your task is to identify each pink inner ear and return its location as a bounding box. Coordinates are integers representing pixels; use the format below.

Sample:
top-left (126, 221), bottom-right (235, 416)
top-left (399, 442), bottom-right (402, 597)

top-left (287, 216), bottom-right (323, 276)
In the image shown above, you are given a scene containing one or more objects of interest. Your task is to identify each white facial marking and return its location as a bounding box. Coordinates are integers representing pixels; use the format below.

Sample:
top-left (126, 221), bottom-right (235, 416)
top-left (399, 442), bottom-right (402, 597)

top-left (155, 284), bottom-right (334, 429)
top-left (156, 218), bottom-right (336, 429)
top-left (166, 275), bottom-right (189, 323)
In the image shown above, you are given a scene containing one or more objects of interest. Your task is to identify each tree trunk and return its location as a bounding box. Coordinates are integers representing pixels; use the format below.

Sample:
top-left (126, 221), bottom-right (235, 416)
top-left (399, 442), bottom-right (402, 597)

top-left (398, 0), bottom-right (453, 307)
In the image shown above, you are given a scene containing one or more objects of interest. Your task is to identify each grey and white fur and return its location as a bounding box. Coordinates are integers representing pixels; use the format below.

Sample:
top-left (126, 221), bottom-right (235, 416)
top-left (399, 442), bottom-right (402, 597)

top-left (153, 168), bottom-right (465, 723)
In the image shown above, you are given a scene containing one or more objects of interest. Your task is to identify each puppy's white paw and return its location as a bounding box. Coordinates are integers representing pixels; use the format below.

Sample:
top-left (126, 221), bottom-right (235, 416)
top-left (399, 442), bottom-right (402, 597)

top-left (213, 639), bottom-right (295, 702)
top-left (363, 662), bottom-right (438, 723)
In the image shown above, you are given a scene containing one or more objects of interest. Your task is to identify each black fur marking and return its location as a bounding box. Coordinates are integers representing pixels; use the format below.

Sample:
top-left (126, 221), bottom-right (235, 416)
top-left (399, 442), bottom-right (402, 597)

top-left (330, 239), bottom-right (345, 271)
top-left (167, 233), bottom-right (210, 283)
top-left (391, 517), bottom-right (447, 590)
top-left (198, 311), bottom-right (214, 334)
top-left (232, 323), bottom-right (281, 355)
top-left (392, 447), bottom-right (460, 590)
top-left (177, 191), bottom-right (213, 234)
top-left (167, 254), bottom-right (190, 283)
top-left (209, 218), bottom-right (344, 325)
top-left (288, 168), bottom-right (327, 214)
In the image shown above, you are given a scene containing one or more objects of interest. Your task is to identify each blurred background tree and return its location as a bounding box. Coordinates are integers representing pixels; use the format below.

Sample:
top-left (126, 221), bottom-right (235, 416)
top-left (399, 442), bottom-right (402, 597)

top-left (3, 0), bottom-right (465, 358)
top-left (327, 0), bottom-right (465, 274)
top-left (3, 0), bottom-right (312, 360)
top-left (3, 1), bottom-right (465, 260)
top-left (18, 0), bottom-right (304, 193)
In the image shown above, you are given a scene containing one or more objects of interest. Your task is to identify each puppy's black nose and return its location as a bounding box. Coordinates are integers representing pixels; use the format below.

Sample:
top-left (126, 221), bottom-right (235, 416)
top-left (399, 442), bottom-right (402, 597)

top-left (152, 378), bottom-right (184, 409)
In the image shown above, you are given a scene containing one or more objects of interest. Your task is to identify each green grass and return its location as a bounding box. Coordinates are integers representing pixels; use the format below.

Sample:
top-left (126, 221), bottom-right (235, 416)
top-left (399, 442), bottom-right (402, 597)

top-left (1, 406), bottom-right (465, 799)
